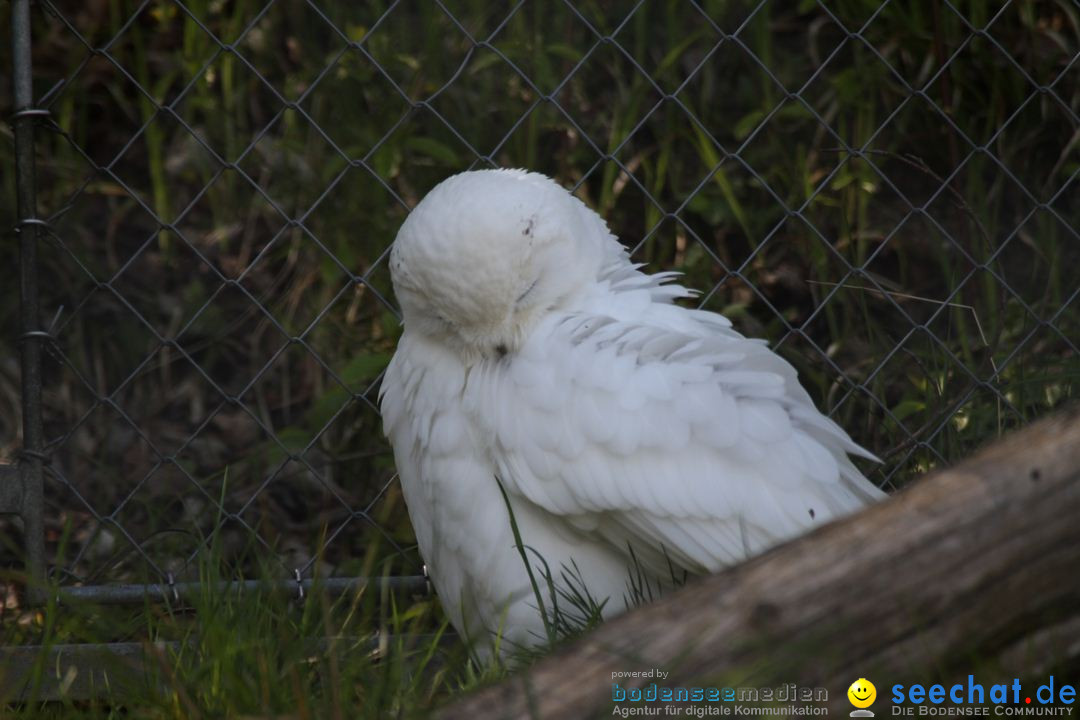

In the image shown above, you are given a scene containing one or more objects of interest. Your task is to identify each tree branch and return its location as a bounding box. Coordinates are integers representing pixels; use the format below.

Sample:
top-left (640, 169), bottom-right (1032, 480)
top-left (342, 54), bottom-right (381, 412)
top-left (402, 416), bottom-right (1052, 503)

top-left (436, 406), bottom-right (1080, 719)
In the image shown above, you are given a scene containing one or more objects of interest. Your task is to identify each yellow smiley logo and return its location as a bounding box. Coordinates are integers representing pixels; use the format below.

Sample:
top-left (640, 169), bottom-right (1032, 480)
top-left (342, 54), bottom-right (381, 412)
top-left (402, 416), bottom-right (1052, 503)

top-left (848, 678), bottom-right (876, 709)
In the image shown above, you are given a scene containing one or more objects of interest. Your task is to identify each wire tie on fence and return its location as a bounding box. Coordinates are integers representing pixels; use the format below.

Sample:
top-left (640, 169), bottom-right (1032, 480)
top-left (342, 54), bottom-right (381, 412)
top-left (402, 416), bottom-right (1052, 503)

top-left (166, 572), bottom-right (179, 602)
top-left (422, 563), bottom-right (432, 596)
top-left (19, 302), bottom-right (62, 346)
top-left (13, 217), bottom-right (49, 235)
top-left (294, 569), bottom-right (305, 600)
top-left (17, 448), bottom-right (50, 464)
top-left (9, 107), bottom-right (51, 122)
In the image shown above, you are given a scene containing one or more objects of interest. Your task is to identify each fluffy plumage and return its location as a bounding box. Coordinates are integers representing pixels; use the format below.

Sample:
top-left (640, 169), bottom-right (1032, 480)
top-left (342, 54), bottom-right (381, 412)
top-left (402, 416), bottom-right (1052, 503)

top-left (380, 169), bottom-right (884, 653)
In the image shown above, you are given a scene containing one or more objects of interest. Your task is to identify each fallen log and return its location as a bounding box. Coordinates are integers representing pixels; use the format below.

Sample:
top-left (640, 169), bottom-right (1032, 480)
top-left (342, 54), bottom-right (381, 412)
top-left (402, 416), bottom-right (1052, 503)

top-left (436, 406), bottom-right (1080, 719)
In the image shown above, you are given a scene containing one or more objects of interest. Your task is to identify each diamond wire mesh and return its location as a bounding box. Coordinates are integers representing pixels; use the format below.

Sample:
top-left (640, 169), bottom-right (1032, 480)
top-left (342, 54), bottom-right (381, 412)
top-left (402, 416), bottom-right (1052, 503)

top-left (1, 1), bottom-right (1077, 597)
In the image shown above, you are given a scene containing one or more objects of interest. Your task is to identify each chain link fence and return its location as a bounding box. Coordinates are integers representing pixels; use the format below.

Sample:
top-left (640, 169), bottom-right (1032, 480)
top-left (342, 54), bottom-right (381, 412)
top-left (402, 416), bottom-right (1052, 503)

top-left (2, 0), bottom-right (1078, 614)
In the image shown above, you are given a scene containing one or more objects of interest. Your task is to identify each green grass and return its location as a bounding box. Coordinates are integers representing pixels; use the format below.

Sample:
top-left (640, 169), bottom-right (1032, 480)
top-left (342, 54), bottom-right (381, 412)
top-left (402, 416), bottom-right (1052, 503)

top-left (0, 0), bottom-right (1077, 713)
top-left (1, 513), bottom-right (466, 718)
top-left (0, 488), bottom-right (646, 718)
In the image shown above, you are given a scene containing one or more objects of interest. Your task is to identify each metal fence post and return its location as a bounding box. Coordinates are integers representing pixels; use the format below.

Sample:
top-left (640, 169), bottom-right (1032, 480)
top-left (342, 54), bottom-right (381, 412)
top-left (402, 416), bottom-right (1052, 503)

top-left (10, 0), bottom-right (48, 605)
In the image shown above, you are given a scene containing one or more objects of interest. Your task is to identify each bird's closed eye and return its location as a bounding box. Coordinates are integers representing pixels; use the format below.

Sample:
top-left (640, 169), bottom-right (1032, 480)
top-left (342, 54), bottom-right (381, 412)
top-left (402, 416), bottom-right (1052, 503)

top-left (516, 278), bottom-right (539, 305)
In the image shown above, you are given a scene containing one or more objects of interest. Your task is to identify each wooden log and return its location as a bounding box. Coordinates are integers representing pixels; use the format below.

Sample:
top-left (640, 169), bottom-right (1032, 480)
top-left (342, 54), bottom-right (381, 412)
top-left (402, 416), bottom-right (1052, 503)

top-left (436, 406), bottom-right (1080, 719)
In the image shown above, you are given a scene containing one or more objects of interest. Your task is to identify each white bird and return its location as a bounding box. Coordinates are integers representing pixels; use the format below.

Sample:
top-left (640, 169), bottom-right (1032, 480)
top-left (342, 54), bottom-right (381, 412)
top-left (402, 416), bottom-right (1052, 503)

top-left (380, 169), bottom-right (884, 655)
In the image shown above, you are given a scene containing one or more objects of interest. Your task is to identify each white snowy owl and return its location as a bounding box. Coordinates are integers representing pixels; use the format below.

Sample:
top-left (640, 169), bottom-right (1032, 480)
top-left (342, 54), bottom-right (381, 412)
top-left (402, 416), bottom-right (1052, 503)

top-left (380, 169), bottom-right (883, 654)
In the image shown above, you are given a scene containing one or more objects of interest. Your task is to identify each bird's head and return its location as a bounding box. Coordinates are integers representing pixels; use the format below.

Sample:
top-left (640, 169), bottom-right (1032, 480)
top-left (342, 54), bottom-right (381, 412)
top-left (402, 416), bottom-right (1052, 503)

top-left (389, 169), bottom-right (611, 362)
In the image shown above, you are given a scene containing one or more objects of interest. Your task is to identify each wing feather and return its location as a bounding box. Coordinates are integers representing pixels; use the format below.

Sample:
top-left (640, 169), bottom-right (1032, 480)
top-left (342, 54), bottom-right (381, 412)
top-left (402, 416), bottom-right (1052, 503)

top-left (465, 307), bottom-right (884, 580)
